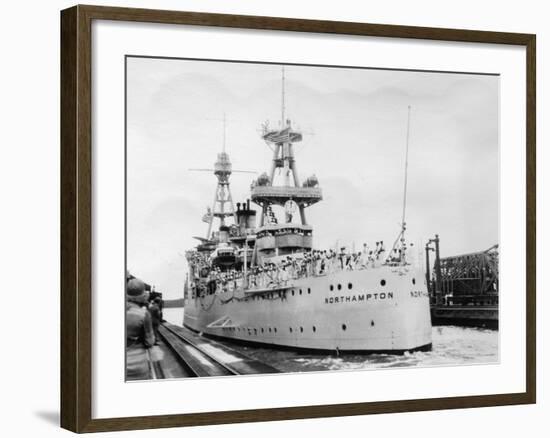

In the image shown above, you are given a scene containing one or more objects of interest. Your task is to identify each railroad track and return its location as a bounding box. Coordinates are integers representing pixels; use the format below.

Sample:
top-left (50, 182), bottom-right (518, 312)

top-left (158, 324), bottom-right (240, 377)
top-left (146, 349), bottom-right (166, 379)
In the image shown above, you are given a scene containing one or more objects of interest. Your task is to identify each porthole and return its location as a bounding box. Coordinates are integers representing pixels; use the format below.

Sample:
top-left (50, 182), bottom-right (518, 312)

top-left (261, 328), bottom-right (264, 333)
top-left (337, 284), bottom-right (342, 290)
top-left (308, 288), bottom-right (311, 294)
top-left (291, 290), bottom-right (295, 296)
top-left (330, 285), bottom-right (334, 291)
top-left (268, 327), bottom-right (272, 332)
top-left (300, 326), bottom-right (304, 333)
top-left (312, 326), bottom-right (317, 333)
top-left (412, 278), bottom-right (416, 285)
top-left (274, 328), bottom-right (277, 333)
top-left (254, 328), bottom-right (257, 335)
top-left (348, 283), bottom-right (353, 290)
top-left (380, 279), bottom-right (386, 286)
top-left (371, 320), bottom-right (375, 327)
top-left (342, 324), bottom-right (347, 331)
top-left (289, 327), bottom-right (293, 333)
top-left (299, 289), bottom-right (302, 295)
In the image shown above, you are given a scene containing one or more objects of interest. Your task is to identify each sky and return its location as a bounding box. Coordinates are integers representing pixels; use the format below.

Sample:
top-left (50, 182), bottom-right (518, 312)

top-left (126, 57), bottom-right (499, 300)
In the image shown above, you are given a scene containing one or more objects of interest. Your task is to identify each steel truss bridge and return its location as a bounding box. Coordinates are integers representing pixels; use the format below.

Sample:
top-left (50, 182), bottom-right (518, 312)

top-left (435, 244), bottom-right (499, 306)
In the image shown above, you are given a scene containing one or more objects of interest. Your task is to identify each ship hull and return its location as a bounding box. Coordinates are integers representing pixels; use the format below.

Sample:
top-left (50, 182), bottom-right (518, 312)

top-left (184, 266), bottom-right (432, 352)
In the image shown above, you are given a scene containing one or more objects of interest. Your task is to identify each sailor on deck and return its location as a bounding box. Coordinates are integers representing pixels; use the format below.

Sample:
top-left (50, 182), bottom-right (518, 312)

top-left (360, 243), bottom-right (370, 268)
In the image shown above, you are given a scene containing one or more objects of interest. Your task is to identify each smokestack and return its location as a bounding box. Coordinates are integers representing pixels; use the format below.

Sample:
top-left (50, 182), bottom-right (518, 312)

top-left (236, 202), bottom-right (241, 212)
top-left (219, 225), bottom-right (229, 243)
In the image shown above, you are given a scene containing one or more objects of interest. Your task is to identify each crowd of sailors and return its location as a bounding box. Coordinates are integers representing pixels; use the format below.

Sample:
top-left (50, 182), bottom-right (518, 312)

top-left (125, 278), bottom-right (163, 380)
top-left (256, 227), bottom-right (312, 238)
top-left (194, 241), bottom-right (415, 293)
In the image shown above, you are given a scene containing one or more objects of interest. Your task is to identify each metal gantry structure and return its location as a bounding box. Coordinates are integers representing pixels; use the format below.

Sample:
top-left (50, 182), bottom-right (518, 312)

top-left (426, 238), bottom-right (499, 306)
top-left (439, 244), bottom-right (499, 305)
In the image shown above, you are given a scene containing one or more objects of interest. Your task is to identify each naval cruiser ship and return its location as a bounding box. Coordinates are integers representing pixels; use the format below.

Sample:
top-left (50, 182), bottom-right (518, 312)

top-left (183, 71), bottom-right (432, 353)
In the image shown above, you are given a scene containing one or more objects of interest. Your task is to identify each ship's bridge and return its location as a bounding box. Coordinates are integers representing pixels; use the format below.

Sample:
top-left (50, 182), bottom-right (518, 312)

top-left (255, 223), bottom-right (313, 255)
top-left (251, 185), bottom-right (322, 207)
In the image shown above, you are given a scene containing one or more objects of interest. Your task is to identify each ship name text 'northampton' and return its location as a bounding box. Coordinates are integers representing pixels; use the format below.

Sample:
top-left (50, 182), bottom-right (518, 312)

top-left (325, 292), bottom-right (394, 304)
top-left (324, 290), bottom-right (428, 304)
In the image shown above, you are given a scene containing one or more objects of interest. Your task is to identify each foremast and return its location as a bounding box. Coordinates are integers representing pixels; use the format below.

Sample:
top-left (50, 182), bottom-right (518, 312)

top-left (251, 68), bottom-right (322, 224)
top-left (250, 67), bottom-right (322, 263)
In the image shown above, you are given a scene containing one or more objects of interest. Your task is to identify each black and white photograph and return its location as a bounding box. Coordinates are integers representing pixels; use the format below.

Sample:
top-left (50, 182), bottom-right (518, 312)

top-left (2, 0), bottom-right (542, 435)
top-left (125, 57), bottom-right (499, 381)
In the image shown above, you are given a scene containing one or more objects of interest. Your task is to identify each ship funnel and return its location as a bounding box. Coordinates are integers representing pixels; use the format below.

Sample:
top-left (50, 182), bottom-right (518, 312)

top-left (219, 225), bottom-right (230, 243)
top-left (236, 199), bottom-right (257, 232)
top-left (246, 211), bottom-right (256, 230)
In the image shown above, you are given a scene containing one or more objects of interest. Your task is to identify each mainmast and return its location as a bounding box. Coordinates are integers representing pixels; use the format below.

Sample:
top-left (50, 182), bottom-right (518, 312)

top-left (189, 115), bottom-right (255, 239)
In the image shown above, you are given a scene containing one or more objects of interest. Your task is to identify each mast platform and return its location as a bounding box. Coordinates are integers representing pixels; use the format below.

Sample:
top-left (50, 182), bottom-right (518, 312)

top-left (262, 127), bottom-right (303, 144)
top-left (251, 185), bottom-right (322, 206)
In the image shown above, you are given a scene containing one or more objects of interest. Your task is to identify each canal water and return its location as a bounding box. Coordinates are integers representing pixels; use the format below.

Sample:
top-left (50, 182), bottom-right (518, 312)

top-left (162, 307), bottom-right (499, 372)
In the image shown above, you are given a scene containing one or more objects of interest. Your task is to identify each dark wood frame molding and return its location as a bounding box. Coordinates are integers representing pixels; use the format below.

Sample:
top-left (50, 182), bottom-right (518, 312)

top-left (60, 4), bottom-right (536, 433)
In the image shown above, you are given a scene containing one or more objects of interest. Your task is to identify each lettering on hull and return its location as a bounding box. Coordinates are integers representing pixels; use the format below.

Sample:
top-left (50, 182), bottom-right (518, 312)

top-left (410, 290), bottom-right (429, 298)
top-left (325, 292), bottom-right (394, 304)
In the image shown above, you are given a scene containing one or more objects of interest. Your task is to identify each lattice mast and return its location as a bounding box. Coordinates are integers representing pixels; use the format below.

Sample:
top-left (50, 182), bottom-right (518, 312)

top-left (254, 67), bottom-right (321, 226)
top-left (189, 114), bottom-right (255, 239)
top-left (206, 146), bottom-right (236, 239)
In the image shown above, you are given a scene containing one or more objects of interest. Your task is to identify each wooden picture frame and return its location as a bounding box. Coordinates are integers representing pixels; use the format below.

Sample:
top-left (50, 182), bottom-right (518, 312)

top-left (60, 4), bottom-right (536, 433)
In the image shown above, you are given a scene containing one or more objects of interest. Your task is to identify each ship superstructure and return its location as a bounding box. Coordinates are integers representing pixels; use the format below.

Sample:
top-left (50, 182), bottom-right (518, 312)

top-left (183, 69), bottom-right (432, 353)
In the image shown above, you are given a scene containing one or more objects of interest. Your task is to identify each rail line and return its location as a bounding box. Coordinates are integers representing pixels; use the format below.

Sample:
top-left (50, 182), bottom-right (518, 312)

top-left (158, 324), bottom-right (240, 377)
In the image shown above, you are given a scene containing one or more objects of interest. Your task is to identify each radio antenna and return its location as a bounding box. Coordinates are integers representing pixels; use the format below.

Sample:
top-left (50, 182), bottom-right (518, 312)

top-left (401, 105), bottom-right (411, 234)
top-left (281, 66), bottom-right (286, 125)
top-left (222, 112), bottom-right (226, 153)
top-left (388, 105), bottom-right (412, 263)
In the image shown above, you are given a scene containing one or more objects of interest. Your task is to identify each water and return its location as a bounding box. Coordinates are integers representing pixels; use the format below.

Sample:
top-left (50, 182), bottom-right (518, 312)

top-left (163, 307), bottom-right (184, 326)
top-left (162, 307), bottom-right (498, 372)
